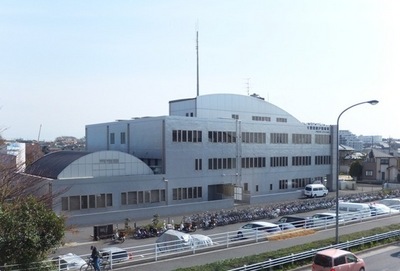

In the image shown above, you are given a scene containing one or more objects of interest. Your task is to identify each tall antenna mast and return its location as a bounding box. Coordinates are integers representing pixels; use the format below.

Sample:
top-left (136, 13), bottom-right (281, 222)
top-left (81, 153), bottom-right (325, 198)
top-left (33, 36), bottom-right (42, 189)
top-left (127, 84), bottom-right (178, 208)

top-left (245, 78), bottom-right (250, 95)
top-left (196, 23), bottom-right (199, 97)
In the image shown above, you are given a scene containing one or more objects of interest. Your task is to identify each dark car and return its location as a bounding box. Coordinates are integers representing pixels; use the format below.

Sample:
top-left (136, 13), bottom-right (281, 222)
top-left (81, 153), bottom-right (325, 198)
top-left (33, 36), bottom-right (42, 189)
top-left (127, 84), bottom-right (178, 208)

top-left (275, 215), bottom-right (310, 228)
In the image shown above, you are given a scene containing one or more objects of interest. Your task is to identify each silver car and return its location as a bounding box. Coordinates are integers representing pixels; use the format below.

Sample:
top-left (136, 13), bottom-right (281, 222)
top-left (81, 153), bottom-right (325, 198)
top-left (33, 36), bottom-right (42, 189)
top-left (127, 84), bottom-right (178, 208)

top-left (237, 221), bottom-right (281, 239)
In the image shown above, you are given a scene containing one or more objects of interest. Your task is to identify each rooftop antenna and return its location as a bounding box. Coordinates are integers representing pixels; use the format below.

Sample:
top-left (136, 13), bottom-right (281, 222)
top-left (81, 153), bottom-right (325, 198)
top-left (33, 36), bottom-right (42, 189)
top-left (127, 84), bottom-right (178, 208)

top-left (245, 78), bottom-right (250, 95)
top-left (196, 22), bottom-right (200, 97)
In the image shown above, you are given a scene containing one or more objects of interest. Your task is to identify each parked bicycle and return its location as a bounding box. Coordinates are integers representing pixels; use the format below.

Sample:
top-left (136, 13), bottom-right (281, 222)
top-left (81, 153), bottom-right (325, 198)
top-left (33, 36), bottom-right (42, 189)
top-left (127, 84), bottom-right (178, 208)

top-left (80, 257), bottom-right (110, 271)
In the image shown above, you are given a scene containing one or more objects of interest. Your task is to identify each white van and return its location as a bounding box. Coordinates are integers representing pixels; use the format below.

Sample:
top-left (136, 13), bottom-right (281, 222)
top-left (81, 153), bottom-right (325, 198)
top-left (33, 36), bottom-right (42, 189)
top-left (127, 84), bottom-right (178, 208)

top-left (336, 202), bottom-right (371, 221)
top-left (304, 184), bottom-right (328, 198)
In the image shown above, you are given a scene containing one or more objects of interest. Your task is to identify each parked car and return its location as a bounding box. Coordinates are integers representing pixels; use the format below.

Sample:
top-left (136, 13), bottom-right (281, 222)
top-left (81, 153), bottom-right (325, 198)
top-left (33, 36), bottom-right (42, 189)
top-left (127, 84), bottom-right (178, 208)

top-left (51, 253), bottom-right (86, 271)
top-left (309, 213), bottom-right (344, 228)
top-left (312, 248), bottom-right (365, 271)
top-left (277, 222), bottom-right (296, 231)
top-left (156, 229), bottom-right (194, 252)
top-left (304, 184), bottom-right (329, 198)
top-left (275, 215), bottom-right (310, 228)
top-left (378, 198), bottom-right (400, 209)
top-left (369, 203), bottom-right (400, 216)
top-left (99, 247), bottom-right (130, 263)
top-left (237, 221), bottom-right (281, 239)
top-left (334, 202), bottom-right (372, 221)
top-left (191, 234), bottom-right (213, 247)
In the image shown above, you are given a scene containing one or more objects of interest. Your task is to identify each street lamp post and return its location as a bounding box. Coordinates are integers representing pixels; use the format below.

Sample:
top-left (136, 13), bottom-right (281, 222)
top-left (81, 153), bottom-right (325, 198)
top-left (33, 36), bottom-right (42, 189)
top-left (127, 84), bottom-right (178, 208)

top-left (335, 100), bottom-right (379, 244)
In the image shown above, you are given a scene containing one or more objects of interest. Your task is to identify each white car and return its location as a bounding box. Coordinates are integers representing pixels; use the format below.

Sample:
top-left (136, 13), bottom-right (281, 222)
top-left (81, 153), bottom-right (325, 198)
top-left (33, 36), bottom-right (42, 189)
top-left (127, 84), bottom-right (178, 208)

top-left (369, 203), bottom-right (400, 216)
top-left (378, 198), bottom-right (400, 210)
top-left (237, 221), bottom-right (281, 239)
top-left (99, 247), bottom-right (130, 263)
top-left (51, 253), bottom-right (86, 271)
top-left (156, 229), bottom-right (194, 252)
top-left (309, 213), bottom-right (344, 228)
top-left (191, 234), bottom-right (213, 247)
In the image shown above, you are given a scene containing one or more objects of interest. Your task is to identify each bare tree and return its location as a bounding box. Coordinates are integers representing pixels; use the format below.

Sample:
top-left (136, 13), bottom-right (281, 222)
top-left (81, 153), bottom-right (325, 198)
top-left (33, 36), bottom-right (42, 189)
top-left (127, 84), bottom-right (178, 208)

top-left (0, 147), bottom-right (67, 207)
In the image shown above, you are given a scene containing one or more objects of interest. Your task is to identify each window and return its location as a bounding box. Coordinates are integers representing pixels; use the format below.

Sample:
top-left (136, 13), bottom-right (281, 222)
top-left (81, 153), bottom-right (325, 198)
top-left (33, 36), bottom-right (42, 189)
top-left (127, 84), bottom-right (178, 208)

top-left (270, 156), bottom-right (288, 167)
top-left (61, 193), bottom-right (113, 211)
top-left (61, 197), bottom-right (69, 211)
top-left (110, 133), bottom-right (115, 144)
top-left (172, 130), bottom-right (202, 142)
top-left (195, 159), bottom-right (202, 170)
top-left (315, 134), bottom-right (331, 144)
top-left (365, 170), bottom-right (373, 176)
top-left (241, 132), bottom-right (266, 143)
top-left (120, 132), bottom-right (126, 144)
top-left (276, 117), bottom-right (287, 123)
top-left (315, 155), bottom-right (331, 165)
top-left (292, 134), bottom-right (311, 144)
top-left (81, 195), bottom-right (88, 209)
top-left (279, 180), bottom-right (288, 190)
top-left (270, 133), bottom-right (288, 144)
top-left (292, 156), bottom-right (311, 166)
top-left (241, 157), bottom-right (266, 168)
top-left (208, 131), bottom-right (237, 143)
top-left (380, 158), bottom-right (389, 165)
top-left (232, 114), bottom-right (239, 119)
top-left (334, 256), bottom-right (346, 266)
top-left (252, 116), bottom-right (271, 122)
top-left (208, 158), bottom-right (237, 170)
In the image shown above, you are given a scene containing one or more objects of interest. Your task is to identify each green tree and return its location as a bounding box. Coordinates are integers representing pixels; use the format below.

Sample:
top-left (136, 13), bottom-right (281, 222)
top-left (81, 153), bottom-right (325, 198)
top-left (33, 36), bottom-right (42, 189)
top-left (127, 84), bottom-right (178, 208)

top-left (349, 161), bottom-right (363, 180)
top-left (0, 196), bottom-right (65, 268)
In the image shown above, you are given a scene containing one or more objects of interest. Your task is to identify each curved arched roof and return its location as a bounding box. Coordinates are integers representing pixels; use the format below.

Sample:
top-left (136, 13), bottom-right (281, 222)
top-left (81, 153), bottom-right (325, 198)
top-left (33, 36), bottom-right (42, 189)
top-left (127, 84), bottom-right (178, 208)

top-left (197, 93), bottom-right (302, 123)
top-left (25, 150), bottom-right (154, 179)
top-left (26, 151), bottom-right (91, 179)
top-left (170, 93), bottom-right (303, 124)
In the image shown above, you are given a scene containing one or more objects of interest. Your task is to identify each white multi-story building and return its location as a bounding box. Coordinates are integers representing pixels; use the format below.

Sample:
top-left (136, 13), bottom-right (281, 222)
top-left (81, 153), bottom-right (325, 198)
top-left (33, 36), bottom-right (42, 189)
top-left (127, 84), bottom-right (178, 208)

top-left (27, 94), bottom-right (336, 225)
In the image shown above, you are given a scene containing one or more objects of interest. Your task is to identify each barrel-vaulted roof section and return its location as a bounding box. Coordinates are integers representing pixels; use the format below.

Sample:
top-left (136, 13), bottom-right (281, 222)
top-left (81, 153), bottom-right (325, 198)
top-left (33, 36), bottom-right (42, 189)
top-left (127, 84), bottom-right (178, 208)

top-left (169, 94), bottom-right (303, 124)
top-left (196, 94), bottom-right (302, 123)
top-left (25, 150), bottom-right (154, 179)
top-left (26, 151), bottom-right (91, 179)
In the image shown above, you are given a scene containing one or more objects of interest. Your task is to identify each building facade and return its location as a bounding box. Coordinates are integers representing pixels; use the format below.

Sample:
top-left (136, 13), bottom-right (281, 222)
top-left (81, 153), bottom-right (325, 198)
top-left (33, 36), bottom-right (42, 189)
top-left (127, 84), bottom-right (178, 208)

top-left (26, 94), bottom-right (336, 225)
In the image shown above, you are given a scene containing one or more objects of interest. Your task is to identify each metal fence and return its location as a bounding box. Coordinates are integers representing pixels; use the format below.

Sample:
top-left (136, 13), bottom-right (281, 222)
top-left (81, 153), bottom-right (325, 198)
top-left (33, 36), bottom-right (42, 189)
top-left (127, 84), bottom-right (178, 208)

top-left (228, 230), bottom-right (400, 271)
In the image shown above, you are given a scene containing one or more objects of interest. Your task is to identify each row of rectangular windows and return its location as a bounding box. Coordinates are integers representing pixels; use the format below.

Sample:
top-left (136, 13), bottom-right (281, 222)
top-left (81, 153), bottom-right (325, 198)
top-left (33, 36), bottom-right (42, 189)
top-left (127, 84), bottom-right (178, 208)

top-left (121, 190), bottom-right (166, 205)
top-left (61, 188), bottom-right (203, 211)
top-left (251, 115), bottom-right (287, 123)
top-left (315, 155), bottom-right (331, 165)
top-left (202, 155), bottom-right (331, 170)
top-left (61, 193), bottom-right (112, 211)
top-left (279, 178), bottom-right (312, 189)
top-left (175, 130), bottom-right (331, 144)
top-left (292, 156), bottom-right (312, 166)
top-left (172, 187), bottom-right (202, 200)
top-left (109, 130), bottom-right (331, 145)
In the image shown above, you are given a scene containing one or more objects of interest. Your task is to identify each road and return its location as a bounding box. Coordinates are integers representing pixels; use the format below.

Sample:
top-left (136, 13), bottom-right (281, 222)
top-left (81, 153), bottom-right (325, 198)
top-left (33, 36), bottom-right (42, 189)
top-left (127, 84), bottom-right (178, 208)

top-left (294, 244), bottom-right (400, 271)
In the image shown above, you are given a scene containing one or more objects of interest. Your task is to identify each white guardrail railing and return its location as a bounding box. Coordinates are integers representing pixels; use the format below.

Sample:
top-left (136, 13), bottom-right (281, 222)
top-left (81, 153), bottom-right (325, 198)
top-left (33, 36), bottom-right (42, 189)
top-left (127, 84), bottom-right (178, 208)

top-left (1, 209), bottom-right (399, 270)
top-left (228, 230), bottom-right (400, 271)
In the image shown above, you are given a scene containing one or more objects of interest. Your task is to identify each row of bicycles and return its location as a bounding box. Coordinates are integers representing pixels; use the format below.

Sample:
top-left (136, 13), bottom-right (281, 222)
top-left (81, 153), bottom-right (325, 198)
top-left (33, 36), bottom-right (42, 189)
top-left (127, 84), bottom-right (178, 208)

top-left (179, 189), bottom-right (400, 229)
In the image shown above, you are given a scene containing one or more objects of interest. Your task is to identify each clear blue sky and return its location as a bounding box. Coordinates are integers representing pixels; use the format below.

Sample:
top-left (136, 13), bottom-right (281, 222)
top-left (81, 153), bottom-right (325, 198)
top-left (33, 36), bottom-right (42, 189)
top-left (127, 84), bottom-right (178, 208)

top-left (1, 0), bottom-right (399, 141)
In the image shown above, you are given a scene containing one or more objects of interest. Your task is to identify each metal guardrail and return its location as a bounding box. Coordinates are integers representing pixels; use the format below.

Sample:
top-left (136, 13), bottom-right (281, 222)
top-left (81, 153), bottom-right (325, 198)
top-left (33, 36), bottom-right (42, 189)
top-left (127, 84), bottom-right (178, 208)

top-left (2, 209), bottom-right (399, 270)
top-left (228, 230), bottom-right (400, 271)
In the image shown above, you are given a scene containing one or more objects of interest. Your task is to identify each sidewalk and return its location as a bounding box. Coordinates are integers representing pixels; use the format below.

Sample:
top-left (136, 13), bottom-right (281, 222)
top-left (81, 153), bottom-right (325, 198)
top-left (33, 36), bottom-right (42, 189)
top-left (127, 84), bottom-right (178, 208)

top-left (62, 184), bottom-right (383, 247)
